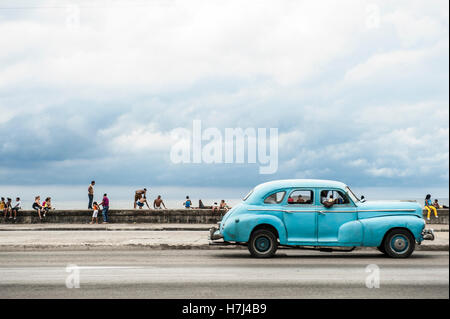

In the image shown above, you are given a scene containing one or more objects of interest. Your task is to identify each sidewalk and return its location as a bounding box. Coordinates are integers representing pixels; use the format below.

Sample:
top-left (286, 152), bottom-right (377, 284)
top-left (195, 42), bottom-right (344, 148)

top-left (0, 224), bottom-right (447, 251)
top-left (0, 223), bottom-right (214, 231)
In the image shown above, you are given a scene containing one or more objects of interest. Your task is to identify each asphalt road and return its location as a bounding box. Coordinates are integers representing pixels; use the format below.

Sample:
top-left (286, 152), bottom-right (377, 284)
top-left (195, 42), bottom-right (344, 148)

top-left (0, 250), bottom-right (448, 299)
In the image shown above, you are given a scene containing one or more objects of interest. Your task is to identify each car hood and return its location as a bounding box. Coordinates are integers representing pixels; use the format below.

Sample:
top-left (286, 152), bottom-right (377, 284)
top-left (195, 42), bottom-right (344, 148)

top-left (357, 200), bottom-right (422, 218)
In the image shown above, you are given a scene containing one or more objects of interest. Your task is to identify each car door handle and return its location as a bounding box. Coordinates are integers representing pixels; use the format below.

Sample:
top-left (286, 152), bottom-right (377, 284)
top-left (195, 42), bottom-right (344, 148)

top-left (318, 211), bottom-right (326, 215)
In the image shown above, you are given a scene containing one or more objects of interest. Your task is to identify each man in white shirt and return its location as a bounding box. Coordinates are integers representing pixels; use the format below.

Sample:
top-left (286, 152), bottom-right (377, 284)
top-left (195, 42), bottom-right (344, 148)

top-left (11, 197), bottom-right (21, 220)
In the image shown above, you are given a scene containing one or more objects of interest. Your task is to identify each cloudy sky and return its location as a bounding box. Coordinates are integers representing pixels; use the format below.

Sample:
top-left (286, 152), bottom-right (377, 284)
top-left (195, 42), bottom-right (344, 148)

top-left (0, 0), bottom-right (448, 192)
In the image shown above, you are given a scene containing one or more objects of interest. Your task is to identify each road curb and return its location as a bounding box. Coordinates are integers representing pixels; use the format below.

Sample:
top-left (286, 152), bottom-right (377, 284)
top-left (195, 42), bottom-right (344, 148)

top-left (0, 244), bottom-right (447, 251)
top-left (0, 227), bottom-right (211, 231)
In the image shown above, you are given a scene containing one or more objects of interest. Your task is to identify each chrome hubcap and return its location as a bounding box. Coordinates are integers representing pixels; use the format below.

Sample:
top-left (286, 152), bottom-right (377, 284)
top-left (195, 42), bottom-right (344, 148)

top-left (393, 238), bottom-right (406, 250)
top-left (255, 236), bottom-right (271, 252)
top-left (391, 235), bottom-right (409, 253)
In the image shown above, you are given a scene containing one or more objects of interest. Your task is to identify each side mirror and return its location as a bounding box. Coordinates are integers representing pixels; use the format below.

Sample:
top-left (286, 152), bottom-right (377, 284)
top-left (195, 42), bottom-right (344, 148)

top-left (360, 195), bottom-right (366, 203)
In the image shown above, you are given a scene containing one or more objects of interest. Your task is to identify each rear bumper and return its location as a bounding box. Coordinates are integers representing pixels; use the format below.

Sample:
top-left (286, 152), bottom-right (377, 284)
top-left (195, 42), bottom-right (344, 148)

top-left (209, 226), bottom-right (223, 241)
top-left (422, 228), bottom-right (435, 241)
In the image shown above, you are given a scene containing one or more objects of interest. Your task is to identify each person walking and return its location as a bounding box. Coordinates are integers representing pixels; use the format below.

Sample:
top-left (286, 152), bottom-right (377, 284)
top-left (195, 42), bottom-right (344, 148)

top-left (100, 193), bottom-right (110, 223)
top-left (88, 181), bottom-right (95, 209)
top-left (424, 194), bottom-right (438, 221)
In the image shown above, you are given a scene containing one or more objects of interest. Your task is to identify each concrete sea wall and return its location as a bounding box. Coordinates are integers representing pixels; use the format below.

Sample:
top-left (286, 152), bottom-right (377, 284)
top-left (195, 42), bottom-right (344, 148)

top-left (0, 209), bottom-right (448, 224)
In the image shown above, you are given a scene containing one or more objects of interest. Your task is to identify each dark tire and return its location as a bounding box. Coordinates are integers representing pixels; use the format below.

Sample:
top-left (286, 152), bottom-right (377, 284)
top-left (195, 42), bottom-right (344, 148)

top-left (248, 229), bottom-right (278, 258)
top-left (383, 229), bottom-right (415, 258)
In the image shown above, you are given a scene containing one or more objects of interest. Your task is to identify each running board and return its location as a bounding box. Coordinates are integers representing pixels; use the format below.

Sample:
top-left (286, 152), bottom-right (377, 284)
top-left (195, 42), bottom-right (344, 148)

top-left (209, 241), bottom-right (247, 246)
top-left (280, 245), bottom-right (357, 252)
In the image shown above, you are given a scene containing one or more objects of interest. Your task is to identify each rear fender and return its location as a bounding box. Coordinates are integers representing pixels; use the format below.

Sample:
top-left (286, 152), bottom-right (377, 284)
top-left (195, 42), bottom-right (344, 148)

top-left (222, 213), bottom-right (287, 244)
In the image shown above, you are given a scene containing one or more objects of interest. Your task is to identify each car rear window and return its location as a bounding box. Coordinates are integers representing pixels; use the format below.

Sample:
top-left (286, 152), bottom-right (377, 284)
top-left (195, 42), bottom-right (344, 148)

top-left (264, 191), bottom-right (286, 204)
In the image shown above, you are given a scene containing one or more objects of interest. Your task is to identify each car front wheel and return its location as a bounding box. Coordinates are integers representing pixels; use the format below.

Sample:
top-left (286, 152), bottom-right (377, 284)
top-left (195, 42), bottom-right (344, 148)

top-left (248, 229), bottom-right (278, 258)
top-left (383, 229), bottom-right (415, 258)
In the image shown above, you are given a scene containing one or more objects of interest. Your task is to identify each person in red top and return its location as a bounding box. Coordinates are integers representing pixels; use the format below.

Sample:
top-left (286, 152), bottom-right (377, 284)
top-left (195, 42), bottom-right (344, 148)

top-left (99, 194), bottom-right (110, 223)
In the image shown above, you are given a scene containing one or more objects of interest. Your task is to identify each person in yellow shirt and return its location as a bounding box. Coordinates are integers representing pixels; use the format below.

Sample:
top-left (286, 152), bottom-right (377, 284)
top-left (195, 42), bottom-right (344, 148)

top-left (424, 194), bottom-right (438, 221)
top-left (0, 197), bottom-right (5, 217)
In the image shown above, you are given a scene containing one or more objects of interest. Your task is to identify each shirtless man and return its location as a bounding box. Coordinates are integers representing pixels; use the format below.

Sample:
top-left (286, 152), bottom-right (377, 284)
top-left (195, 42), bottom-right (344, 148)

top-left (136, 196), bottom-right (150, 209)
top-left (134, 188), bottom-right (148, 209)
top-left (153, 195), bottom-right (166, 209)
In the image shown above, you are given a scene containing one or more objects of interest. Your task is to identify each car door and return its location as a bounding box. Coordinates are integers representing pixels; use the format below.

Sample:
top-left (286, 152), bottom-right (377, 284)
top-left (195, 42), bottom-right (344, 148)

top-left (283, 188), bottom-right (317, 244)
top-left (317, 189), bottom-right (357, 243)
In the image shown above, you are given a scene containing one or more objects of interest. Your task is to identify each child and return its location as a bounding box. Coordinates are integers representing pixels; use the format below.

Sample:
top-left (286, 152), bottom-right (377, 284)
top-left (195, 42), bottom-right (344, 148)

top-left (90, 201), bottom-right (99, 224)
top-left (42, 197), bottom-right (53, 215)
top-left (424, 194), bottom-right (438, 221)
top-left (11, 197), bottom-right (21, 220)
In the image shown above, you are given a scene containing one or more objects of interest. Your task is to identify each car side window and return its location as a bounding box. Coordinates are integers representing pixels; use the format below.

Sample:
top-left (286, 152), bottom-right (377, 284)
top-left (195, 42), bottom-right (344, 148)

top-left (287, 190), bottom-right (314, 204)
top-left (320, 190), bottom-right (350, 206)
top-left (264, 191), bottom-right (286, 204)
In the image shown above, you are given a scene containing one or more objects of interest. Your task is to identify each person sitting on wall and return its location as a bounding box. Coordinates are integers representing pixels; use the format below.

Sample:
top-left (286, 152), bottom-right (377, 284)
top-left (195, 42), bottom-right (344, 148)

top-left (183, 196), bottom-right (192, 209)
top-left (134, 188), bottom-right (148, 209)
top-left (42, 197), bottom-right (54, 214)
top-left (11, 197), bottom-right (21, 221)
top-left (219, 200), bottom-right (230, 212)
top-left (153, 195), bottom-right (166, 209)
top-left (424, 194), bottom-right (438, 221)
top-left (136, 196), bottom-right (150, 209)
top-left (432, 199), bottom-right (447, 209)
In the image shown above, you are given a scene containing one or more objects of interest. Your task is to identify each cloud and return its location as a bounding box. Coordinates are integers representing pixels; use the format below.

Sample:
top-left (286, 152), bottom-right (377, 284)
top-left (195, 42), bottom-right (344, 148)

top-left (0, 0), bottom-right (448, 189)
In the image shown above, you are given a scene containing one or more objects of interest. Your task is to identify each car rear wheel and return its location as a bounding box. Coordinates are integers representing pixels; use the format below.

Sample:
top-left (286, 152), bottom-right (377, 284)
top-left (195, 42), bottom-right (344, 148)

top-left (382, 229), bottom-right (415, 258)
top-left (248, 229), bottom-right (278, 258)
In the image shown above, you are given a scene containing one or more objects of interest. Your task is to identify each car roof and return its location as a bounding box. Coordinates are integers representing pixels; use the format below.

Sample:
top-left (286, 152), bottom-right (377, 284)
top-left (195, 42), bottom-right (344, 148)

top-left (246, 179), bottom-right (348, 203)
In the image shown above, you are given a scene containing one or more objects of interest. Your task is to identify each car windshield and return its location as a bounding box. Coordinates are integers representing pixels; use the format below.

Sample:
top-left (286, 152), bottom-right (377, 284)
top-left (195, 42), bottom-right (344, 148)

top-left (346, 186), bottom-right (359, 203)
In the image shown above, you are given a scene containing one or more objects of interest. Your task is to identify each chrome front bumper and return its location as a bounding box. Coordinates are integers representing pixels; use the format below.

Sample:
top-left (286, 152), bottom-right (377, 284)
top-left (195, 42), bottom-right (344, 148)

top-left (422, 228), bottom-right (435, 241)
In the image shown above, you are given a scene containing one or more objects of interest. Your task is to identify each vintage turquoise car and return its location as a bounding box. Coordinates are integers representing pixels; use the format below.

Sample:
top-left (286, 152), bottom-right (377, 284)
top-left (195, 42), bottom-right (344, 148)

top-left (209, 179), bottom-right (435, 258)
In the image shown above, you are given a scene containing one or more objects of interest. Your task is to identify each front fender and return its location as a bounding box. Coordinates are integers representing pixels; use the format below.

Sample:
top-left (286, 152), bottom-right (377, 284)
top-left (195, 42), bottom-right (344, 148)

top-left (359, 215), bottom-right (426, 246)
top-left (222, 213), bottom-right (287, 244)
